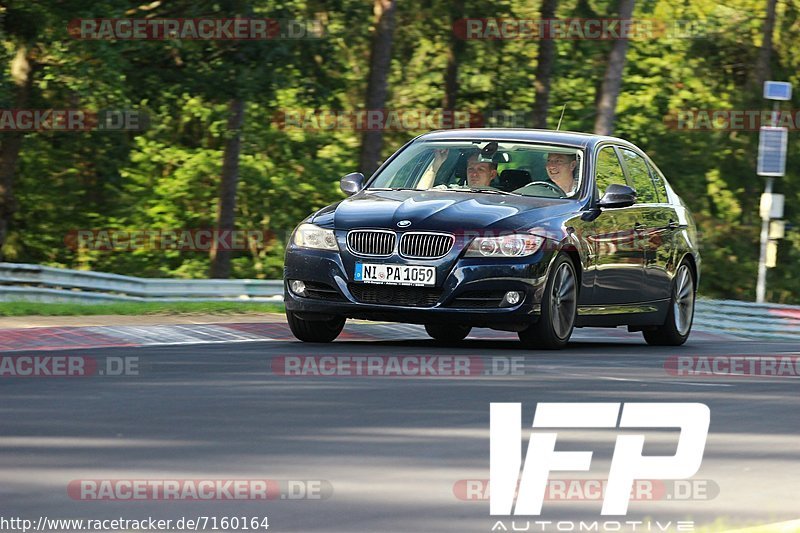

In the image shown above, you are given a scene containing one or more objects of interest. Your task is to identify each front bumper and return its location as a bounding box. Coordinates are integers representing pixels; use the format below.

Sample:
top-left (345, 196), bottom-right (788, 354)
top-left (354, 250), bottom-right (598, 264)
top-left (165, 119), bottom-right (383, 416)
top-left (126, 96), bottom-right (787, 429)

top-left (283, 245), bottom-right (554, 327)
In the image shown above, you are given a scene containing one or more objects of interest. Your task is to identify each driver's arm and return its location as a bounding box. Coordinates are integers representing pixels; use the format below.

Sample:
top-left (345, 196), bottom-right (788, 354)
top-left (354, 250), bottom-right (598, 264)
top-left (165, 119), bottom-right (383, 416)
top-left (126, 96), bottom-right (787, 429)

top-left (417, 150), bottom-right (448, 189)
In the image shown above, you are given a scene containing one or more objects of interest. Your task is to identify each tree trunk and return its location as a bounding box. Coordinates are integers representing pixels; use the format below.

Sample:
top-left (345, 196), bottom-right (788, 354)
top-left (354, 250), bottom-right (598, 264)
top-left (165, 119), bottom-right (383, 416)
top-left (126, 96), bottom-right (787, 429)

top-left (0, 46), bottom-right (35, 260)
top-left (358, 0), bottom-right (397, 177)
top-left (751, 0), bottom-right (778, 93)
top-left (532, 0), bottom-right (558, 129)
top-left (593, 0), bottom-right (635, 136)
top-left (210, 98), bottom-right (245, 279)
top-left (442, 0), bottom-right (465, 111)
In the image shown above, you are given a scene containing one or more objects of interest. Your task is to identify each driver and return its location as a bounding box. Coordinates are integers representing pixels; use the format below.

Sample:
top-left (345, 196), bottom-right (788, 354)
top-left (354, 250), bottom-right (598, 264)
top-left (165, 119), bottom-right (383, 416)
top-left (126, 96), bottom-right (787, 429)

top-left (545, 152), bottom-right (578, 194)
top-left (466, 153), bottom-right (498, 187)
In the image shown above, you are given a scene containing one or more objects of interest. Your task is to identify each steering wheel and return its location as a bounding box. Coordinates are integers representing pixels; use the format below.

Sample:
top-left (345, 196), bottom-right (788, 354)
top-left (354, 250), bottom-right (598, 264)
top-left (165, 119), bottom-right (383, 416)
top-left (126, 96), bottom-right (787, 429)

top-left (521, 181), bottom-right (566, 197)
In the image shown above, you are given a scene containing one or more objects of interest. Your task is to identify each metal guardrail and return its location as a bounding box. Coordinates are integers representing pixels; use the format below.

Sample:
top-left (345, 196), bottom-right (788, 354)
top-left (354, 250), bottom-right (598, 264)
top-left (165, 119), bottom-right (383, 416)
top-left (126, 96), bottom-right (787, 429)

top-left (0, 263), bottom-right (282, 303)
top-left (0, 262), bottom-right (798, 340)
top-left (694, 298), bottom-right (800, 341)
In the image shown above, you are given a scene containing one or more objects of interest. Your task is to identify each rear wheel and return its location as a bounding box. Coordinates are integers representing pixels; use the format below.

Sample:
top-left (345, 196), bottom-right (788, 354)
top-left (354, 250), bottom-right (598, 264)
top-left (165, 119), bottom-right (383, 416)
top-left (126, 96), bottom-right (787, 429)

top-left (286, 310), bottom-right (345, 343)
top-left (518, 253), bottom-right (577, 349)
top-left (643, 261), bottom-right (695, 346)
top-left (425, 324), bottom-right (471, 342)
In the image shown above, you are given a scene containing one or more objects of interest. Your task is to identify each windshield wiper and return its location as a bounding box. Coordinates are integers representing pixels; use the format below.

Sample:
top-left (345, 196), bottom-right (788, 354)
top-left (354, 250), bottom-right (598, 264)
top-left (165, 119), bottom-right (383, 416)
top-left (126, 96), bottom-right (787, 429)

top-left (461, 187), bottom-right (522, 196)
top-left (368, 187), bottom-right (422, 191)
top-left (370, 186), bottom-right (521, 196)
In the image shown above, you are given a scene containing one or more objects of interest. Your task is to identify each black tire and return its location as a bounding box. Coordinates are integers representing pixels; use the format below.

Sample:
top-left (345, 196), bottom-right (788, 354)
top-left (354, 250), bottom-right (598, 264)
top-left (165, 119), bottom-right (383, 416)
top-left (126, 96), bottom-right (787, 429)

top-left (518, 253), bottom-right (578, 350)
top-left (424, 324), bottom-right (471, 342)
top-left (286, 310), bottom-right (345, 343)
top-left (643, 260), bottom-right (695, 346)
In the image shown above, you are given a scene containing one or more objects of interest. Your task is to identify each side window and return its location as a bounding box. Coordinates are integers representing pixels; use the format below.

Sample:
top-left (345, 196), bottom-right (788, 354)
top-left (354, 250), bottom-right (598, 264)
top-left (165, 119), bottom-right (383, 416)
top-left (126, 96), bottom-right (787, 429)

top-left (595, 146), bottom-right (626, 196)
top-left (647, 161), bottom-right (670, 203)
top-left (620, 149), bottom-right (658, 204)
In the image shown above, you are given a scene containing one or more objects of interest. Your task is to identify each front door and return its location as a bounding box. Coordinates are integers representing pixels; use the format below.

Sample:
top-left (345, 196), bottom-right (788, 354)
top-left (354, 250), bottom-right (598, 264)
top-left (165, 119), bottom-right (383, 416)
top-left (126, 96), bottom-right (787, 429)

top-left (587, 145), bottom-right (646, 305)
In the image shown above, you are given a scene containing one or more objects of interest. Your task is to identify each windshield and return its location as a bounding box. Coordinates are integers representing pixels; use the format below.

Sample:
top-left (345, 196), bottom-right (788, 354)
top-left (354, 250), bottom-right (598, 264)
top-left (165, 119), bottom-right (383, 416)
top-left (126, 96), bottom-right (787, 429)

top-left (369, 140), bottom-right (583, 199)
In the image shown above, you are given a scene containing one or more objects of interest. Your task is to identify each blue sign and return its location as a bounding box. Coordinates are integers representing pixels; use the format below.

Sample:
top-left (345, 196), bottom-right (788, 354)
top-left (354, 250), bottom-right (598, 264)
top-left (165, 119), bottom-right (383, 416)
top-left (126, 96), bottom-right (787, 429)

top-left (763, 81), bottom-right (792, 101)
top-left (757, 126), bottom-right (788, 176)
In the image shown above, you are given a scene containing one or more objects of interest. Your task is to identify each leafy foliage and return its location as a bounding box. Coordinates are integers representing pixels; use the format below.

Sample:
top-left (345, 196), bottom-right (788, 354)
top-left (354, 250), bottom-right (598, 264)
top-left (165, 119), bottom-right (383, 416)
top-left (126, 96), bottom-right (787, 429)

top-left (0, 0), bottom-right (798, 302)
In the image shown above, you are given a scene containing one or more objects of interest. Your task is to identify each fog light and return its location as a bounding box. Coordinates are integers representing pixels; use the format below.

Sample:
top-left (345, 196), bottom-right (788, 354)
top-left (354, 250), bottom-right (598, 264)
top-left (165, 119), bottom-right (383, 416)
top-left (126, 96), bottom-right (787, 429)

top-left (290, 280), bottom-right (307, 297)
top-left (503, 291), bottom-right (522, 306)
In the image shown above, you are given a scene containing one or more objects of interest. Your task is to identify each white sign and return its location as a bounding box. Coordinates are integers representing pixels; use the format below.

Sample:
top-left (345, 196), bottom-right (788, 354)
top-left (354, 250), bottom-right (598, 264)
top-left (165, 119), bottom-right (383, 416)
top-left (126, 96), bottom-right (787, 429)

top-left (766, 241), bottom-right (778, 268)
top-left (769, 220), bottom-right (786, 240)
top-left (760, 193), bottom-right (785, 219)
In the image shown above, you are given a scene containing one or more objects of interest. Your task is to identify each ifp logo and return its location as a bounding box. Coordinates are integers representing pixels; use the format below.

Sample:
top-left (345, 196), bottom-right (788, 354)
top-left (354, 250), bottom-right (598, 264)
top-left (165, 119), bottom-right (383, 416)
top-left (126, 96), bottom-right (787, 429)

top-left (490, 403), bottom-right (710, 516)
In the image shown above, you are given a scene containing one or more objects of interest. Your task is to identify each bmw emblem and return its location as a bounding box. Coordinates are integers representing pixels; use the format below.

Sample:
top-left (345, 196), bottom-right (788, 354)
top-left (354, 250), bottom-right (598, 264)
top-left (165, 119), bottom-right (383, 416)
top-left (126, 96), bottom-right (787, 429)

top-left (397, 220), bottom-right (411, 228)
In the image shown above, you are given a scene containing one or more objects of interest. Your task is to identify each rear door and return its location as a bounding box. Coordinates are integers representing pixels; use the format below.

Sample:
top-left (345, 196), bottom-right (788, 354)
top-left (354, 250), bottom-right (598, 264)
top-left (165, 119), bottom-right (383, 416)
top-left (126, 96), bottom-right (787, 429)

top-left (646, 160), bottom-right (683, 300)
top-left (618, 147), bottom-right (678, 302)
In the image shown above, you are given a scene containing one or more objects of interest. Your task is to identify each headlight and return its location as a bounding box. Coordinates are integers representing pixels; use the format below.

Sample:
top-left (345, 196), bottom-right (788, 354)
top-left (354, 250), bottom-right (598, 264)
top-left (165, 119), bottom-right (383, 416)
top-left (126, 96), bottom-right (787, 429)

top-left (464, 234), bottom-right (545, 257)
top-left (293, 223), bottom-right (338, 250)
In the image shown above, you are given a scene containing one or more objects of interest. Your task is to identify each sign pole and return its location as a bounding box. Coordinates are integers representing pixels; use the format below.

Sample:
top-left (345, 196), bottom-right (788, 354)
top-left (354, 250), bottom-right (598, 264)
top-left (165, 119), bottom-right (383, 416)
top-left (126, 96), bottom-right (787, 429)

top-left (756, 101), bottom-right (779, 303)
top-left (756, 83), bottom-right (791, 303)
top-left (756, 176), bottom-right (773, 303)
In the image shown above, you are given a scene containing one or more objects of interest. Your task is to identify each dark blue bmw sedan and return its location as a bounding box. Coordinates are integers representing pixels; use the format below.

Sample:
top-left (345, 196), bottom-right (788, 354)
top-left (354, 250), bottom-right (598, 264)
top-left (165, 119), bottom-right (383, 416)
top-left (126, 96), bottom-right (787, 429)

top-left (283, 129), bottom-right (700, 349)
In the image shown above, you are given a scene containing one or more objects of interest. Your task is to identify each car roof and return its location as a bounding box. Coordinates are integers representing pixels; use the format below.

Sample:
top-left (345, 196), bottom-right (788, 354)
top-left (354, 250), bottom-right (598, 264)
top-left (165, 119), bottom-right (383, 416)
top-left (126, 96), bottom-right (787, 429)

top-left (416, 128), bottom-right (637, 151)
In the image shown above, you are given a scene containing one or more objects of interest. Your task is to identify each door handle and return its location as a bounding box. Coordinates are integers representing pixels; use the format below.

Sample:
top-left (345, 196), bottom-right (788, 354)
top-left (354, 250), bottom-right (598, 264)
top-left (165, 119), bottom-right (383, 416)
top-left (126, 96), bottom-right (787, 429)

top-left (667, 219), bottom-right (680, 229)
top-left (634, 222), bottom-right (645, 230)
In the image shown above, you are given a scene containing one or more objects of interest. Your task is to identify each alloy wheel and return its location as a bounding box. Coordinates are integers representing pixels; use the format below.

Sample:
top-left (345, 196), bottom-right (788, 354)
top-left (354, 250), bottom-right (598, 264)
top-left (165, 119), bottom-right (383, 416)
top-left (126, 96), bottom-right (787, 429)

top-left (550, 261), bottom-right (577, 339)
top-left (673, 264), bottom-right (694, 336)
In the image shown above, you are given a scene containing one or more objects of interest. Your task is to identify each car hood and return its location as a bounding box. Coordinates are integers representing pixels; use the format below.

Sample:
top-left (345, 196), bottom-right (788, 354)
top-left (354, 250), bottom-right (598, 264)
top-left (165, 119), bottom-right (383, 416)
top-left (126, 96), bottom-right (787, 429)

top-left (311, 190), bottom-right (579, 233)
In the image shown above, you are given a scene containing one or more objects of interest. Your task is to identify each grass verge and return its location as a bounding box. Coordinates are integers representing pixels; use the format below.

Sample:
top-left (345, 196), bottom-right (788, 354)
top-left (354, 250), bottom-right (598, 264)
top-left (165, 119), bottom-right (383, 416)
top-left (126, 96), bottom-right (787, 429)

top-left (0, 301), bottom-right (285, 317)
top-left (696, 520), bottom-right (800, 532)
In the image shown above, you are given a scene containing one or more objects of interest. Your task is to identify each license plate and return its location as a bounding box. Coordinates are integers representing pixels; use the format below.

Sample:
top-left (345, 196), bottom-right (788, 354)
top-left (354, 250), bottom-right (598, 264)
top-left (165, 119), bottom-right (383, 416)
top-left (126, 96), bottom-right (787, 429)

top-left (354, 263), bottom-right (436, 286)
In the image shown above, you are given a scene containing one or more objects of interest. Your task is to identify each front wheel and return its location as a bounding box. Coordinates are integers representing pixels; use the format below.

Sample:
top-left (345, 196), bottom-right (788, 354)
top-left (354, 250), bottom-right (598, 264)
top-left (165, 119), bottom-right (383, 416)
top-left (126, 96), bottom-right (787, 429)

top-left (286, 310), bottom-right (345, 343)
top-left (643, 261), bottom-right (695, 346)
top-left (425, 324), bottom-right (471, 343)
top-left (518, 253), bottom-right (577, 349)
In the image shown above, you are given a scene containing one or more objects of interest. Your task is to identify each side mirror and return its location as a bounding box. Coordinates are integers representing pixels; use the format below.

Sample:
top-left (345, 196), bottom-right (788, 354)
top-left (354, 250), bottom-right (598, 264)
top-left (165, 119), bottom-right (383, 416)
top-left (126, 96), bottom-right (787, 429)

top-left (340, 172), bottom-right (365, 196)
top-left (598, 183), bottom-right (636, 209)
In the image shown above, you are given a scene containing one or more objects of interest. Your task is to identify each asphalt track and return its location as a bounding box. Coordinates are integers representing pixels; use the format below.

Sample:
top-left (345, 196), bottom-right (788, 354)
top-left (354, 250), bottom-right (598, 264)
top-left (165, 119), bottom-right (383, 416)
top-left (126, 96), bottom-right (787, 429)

top-left (1, 320), bottom-right (799, 533)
